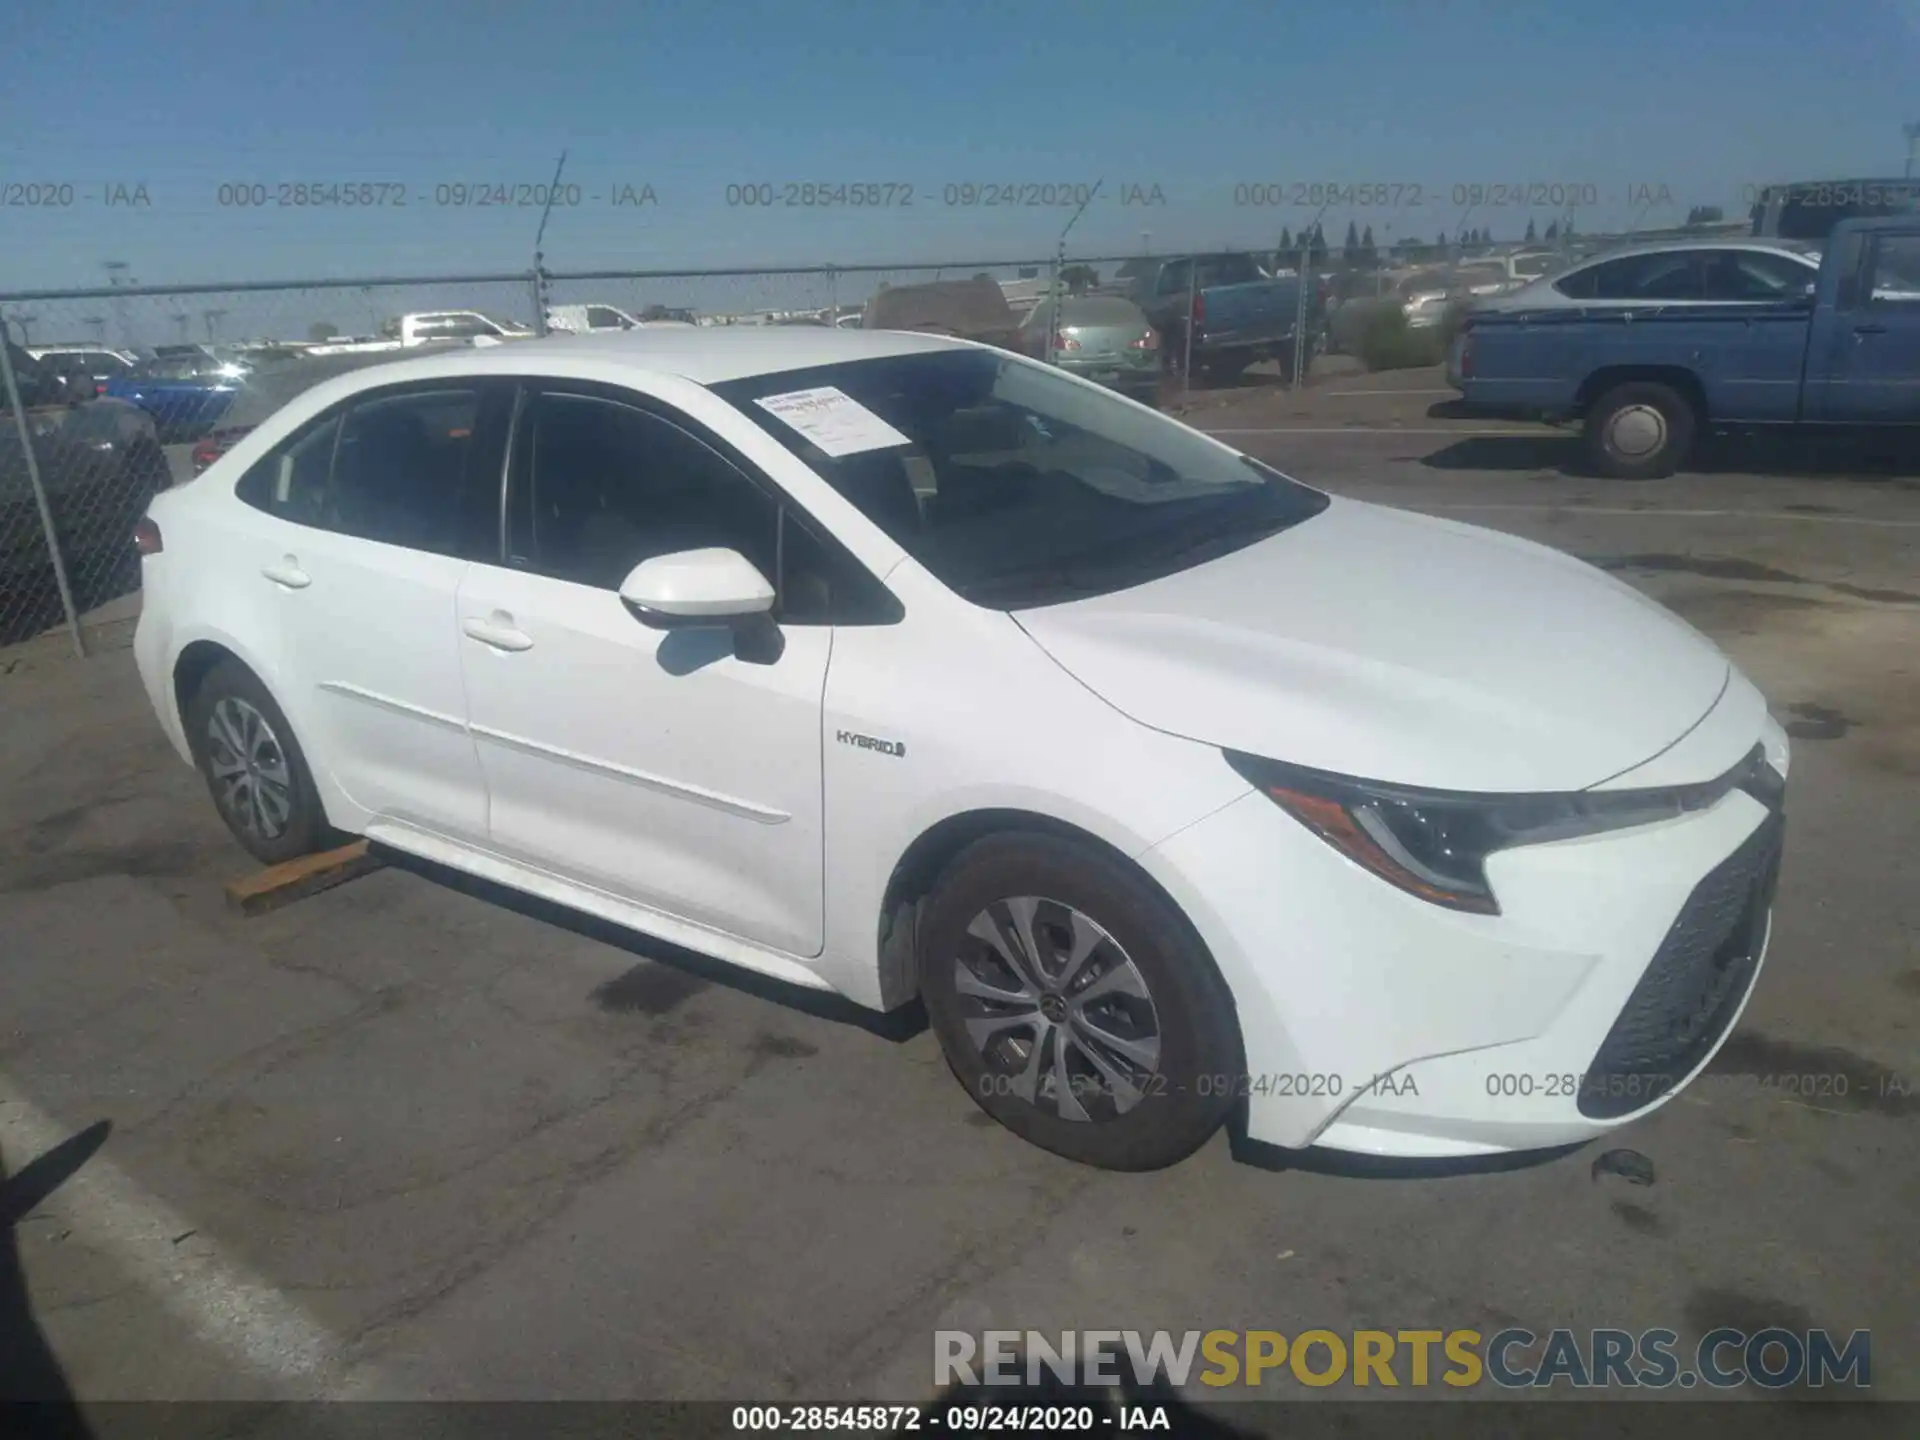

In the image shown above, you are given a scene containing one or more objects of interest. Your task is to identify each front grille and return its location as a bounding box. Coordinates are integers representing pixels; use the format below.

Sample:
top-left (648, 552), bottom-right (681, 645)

top-left (1577, 809), bottom-right (1784, 1119)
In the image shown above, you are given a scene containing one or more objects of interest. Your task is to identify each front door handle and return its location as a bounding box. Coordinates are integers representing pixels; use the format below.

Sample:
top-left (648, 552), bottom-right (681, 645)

top-left (261, 557), bottom-right (311, 589)
top-left (462, 616), bottom-right (534, 652)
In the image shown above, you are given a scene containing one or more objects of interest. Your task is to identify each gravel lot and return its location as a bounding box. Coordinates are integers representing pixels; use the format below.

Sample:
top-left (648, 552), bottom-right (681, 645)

top-left (1, 368), bottom-right (1914, 1426)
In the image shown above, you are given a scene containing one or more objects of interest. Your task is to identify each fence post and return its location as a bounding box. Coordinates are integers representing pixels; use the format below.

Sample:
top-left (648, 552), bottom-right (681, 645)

top-left (0, 311), bottom-right (85, 658)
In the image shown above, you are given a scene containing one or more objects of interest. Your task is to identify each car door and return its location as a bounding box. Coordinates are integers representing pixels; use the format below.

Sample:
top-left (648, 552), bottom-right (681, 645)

top-left (454, 381), bottom-right (834, 957)
top-left (231, 379), bottom-right (508, 840)
top-left (1689, 249), bottom-right (1822, 420)
top-left (1812, 229), bottom-right (1920, 423)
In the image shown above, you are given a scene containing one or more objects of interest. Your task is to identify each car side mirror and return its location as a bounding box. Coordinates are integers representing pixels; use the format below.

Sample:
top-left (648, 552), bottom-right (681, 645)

top-left (618, 548), bottom-right (784, 662)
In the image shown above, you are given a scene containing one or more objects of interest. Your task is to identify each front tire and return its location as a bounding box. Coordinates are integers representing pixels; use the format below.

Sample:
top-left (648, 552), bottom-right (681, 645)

top-left (1583, 381), bottom-right (1696, 480)
top-left (185, 659), bottom-right (331, 865)
top-left (918, 834), bottom-right (1243, 1170)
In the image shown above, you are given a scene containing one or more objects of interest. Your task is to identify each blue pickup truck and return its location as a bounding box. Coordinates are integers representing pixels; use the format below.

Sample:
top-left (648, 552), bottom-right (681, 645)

top-left (1447, 217), bottom-right (1920, 478)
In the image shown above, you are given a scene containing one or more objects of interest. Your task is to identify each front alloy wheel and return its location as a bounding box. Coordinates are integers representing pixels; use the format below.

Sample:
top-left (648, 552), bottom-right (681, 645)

top-left (919, 833), bottom-right (1244, 1170)
top-left (957, 897), bottom-right (1163, 1123)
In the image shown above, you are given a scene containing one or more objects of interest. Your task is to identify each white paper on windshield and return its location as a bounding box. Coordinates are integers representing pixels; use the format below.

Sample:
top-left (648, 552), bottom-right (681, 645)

top-left (754, 386), bottom-right (910, 457)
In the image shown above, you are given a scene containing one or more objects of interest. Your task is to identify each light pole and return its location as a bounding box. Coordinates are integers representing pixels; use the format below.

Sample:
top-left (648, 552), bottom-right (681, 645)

top-left (203, 309), bottom-right (228, 343)
top-left (1905, 122), bottom-right (1920, 179)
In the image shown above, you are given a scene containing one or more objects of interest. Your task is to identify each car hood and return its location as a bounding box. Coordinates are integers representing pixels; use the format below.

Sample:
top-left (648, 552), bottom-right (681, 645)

top-left (1014, 498), bottom-right (1731, 793)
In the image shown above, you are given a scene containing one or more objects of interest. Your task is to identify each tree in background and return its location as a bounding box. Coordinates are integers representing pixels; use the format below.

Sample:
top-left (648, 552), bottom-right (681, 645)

top-left (1279, 225), bottom-right (1294, 255)
top-left (1343, 220), bottom-right (1361, 265)
top-left (1359, 224), bottom-right (1377, 266)
top-left (1308, 223), bottom-right (1328, 266)
top-left (1543, 219), bottom-right (1560, 242)
top-left (1524, 218), bottom-right (1538, 244)
top-left (307, 322), bottom-right (338, 342)
top-left (1059, 264), bottom-right (1098, 295)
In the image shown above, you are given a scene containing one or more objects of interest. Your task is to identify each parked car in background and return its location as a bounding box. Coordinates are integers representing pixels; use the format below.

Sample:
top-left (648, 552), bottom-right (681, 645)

top-left (386, 311), bottom-right (533, 347)
top-left (1492, 250), bottom-right (1564, 285)
top-left (104, 350), bottom-right (255, 440)
top-left (833, 311), bottom-right (865, 329)
top-left (1448, 217), bottom-right (1920, 478)
top-left (190, 344), bottom-right (471, 475)
top-left (3, 396), bottom-right (170, 635)
top-left (1013, 294), bottom-right (1161, 404)
top-left (1468, 239), bottom-right (1820, 318)
top-left (1124, 253), bottom-right (1321, 383)
top-left (27, 345), bottom-right (138, 394)
top-left (862, 277), bottom-right (1024, 351)
top-left (547, 304), bottom-right (697, 334)
top-left (133, 327), bottom-right (1790, 1171)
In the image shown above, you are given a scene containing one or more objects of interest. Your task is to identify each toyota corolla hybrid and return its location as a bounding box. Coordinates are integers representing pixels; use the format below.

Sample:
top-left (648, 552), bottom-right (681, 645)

top-left (132, 328), bottom-right (1788, 1171)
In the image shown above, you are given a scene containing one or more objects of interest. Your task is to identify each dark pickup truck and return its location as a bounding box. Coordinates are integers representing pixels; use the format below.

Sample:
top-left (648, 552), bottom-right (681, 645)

top-left (1447, 216), bottom-right (1920, 478)
top-left (1123, 253), bottom-right (1321, 383)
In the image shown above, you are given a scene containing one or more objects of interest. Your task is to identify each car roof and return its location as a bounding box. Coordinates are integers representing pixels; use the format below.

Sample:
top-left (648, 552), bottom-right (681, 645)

top-left (1560, 238), bottom-right (1818, 266)
top-left (303, 326), bottom-right (971, 388)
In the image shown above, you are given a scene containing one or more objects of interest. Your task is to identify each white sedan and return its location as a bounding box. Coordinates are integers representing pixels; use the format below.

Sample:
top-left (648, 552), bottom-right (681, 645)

top-left (132, 328), bottom-right (1789, 1170)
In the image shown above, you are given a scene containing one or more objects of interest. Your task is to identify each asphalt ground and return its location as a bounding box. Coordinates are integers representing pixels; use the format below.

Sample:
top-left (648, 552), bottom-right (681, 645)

top-left (0, 366), bottom-right (1913, 1430)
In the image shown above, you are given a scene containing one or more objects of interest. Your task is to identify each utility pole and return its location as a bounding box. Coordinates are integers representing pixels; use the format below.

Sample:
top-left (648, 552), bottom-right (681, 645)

top-left (1044, 180), bottom-right (1101, 371)
top-left (103, 259), bottom-right (130, 349)
top-left (530, 150), bottom-right (568, 336)
top-left (1905, 122), bottom-right (1920, 179)
top-left (203, 309), bottom-right (228, 342)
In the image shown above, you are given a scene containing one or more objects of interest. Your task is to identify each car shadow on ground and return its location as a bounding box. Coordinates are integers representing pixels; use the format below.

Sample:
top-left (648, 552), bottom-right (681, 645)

top-left (1420, 425), bottom-right (1920, 484)
top-left (2, 1120), bottom-right (107, 1434)
top-left (373, 846), bottom-right (930, 1044)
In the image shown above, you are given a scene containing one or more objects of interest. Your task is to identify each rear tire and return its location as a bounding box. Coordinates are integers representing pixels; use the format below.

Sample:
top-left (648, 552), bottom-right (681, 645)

top-left (1583, 381), bottom-right (1696, 480)
top-left (918, 833), bottom-right (1243, 1171)
top-left (185, 659), bottom-right (332, 865)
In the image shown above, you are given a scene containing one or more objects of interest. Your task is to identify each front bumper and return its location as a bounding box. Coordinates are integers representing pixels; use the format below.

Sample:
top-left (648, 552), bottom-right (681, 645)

top-left (1140, 729), bottom-right (1788, 1158)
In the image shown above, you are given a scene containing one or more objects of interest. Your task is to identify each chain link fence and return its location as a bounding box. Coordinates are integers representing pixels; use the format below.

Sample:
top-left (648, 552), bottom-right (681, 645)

top-left (2, 254), bottom-right (1184, 653)
top-left (0, 238), bottom-right (1615, 653)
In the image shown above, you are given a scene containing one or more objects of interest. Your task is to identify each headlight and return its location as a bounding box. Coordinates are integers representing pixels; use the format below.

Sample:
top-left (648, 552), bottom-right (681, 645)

top-left (1224, 748), bottom-right (1780, 916)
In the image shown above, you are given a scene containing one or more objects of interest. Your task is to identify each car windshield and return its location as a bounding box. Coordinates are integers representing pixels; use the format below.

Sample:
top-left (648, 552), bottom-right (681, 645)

top-left (712, 348), bottom-right (1329, 609)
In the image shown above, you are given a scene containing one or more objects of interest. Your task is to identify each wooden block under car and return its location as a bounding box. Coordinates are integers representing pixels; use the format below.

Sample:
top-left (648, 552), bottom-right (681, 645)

top-left (224, 839), bottom-right (383, 917)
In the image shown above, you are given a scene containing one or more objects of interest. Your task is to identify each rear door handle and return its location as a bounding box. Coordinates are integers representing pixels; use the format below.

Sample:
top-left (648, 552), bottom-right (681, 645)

top-left (261, 558), bottom-right (311, 589)
top-left (462, 616), bottom-right (534, 652)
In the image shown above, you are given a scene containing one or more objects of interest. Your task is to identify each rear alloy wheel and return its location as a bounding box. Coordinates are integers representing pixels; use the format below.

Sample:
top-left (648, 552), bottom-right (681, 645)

top-left (919, 834), bottom-right (1243, 1170)
top-left (1583, 381), bottom-right (1697, 480)
top-left (186, 659), bottom-right (332, 865)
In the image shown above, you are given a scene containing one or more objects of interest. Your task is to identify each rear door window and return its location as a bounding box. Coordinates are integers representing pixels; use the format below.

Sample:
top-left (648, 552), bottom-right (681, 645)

top-left (1700, 250), bottom-right (1814, 300)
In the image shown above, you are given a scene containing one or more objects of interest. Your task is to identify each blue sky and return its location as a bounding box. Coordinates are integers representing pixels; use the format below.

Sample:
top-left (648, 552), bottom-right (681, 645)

top-left (3, 0), bottom-right (1919, 314)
